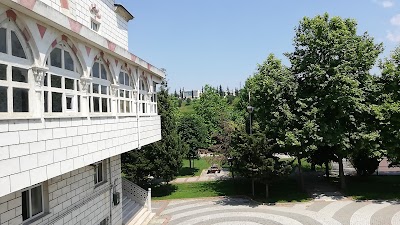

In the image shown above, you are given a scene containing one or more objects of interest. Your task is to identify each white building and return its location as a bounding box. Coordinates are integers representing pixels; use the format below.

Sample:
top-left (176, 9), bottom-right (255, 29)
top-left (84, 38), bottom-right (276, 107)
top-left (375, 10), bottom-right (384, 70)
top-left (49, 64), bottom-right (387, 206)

top-left (182, 90), bottom-right (201, 99)
top-left (0, 0), bottom-right (163, 225)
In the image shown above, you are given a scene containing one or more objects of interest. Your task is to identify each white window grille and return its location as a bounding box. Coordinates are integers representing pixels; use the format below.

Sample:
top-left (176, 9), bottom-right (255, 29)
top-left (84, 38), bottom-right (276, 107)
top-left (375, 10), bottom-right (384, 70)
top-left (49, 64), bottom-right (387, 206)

top-left (0, 19), bottom-right (32, 116)
top-left (44, 43), bottom-right (82, 114)
top-left (118, 70), bottom-right (135, 114)
top-left (90, 61), bottom-right (112, 113)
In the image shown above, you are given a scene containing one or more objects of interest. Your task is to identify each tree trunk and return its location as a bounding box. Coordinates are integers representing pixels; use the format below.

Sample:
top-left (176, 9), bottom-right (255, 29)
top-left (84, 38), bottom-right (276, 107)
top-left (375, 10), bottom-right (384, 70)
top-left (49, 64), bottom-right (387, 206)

top-left (297, 156), bottom-right (305, 191)
top-left (265, 183), bottom-right (269, 199)
top-left (325, 160), bottom-right (330, 178)
top-left (311, 163), bottom-right (316, 171)
top-left (189, 159), bottom-right (192, 168)
top-left (338, 156), bottom-right (346, 190)
top-left (252, 178), bottom-right (255, 196)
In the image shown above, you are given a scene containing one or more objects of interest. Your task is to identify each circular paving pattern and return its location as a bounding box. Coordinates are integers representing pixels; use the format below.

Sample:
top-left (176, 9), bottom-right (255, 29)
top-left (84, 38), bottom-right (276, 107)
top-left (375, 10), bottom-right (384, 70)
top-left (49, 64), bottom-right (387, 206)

top-left (150, 197), bottom-right (400, 225)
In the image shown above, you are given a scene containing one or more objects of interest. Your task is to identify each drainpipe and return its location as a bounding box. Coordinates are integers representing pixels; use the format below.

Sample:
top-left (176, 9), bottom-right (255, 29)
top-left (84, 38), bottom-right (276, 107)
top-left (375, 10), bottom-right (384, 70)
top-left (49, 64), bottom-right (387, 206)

top-left (109, 158), bottom-right (113, 224)
top-left (136, 68), bottom-right (140, 149)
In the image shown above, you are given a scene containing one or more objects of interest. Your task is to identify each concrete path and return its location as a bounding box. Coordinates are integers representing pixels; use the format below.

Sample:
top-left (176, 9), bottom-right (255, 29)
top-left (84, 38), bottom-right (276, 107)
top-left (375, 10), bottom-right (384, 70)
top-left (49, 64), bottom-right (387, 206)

top-left (149, 197), bottom-right (400, 225)
top-left (171, 169), bottom-right (230, 184)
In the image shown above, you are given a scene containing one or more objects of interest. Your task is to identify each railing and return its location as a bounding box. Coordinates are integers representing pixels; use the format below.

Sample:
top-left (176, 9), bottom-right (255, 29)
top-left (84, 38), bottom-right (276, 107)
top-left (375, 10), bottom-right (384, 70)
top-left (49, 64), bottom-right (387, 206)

top-left (122, 178), bottom-right (152, 211)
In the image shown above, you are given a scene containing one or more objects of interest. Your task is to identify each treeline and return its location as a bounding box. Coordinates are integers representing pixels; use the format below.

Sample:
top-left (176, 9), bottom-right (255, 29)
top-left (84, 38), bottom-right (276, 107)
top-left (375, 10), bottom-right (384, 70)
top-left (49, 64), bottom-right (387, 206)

top-left (122, 13), bottom-right (400, 192)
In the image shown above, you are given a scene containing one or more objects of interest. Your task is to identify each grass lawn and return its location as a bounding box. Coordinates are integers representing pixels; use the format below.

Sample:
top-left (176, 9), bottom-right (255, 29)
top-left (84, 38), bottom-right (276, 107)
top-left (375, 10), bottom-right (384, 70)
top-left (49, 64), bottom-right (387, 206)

top-left (330, 176), bottom-right (400, 200)
top-left (177, 158), bottom-right (211, 177)
top-left (152, 178), bottom-right (310, 203)
top-left (179, 102), bottom-right (195, 115)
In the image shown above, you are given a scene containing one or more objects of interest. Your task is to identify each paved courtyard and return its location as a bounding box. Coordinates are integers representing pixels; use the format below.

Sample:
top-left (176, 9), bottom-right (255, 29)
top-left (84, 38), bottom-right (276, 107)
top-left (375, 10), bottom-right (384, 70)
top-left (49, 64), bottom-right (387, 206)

top-left (149, 197), bottom-right (400, 225)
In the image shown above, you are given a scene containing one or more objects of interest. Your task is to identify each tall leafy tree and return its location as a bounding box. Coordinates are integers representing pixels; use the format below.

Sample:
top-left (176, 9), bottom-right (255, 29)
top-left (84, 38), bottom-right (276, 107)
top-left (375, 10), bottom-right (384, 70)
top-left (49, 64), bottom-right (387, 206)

top-left (194, 85), bottom-right (230, 143)
top-left (238, 54), bottom-right (318, 189)
top-left (177, 114), bottom-right (208, 168)
top-left (287, 13), bottom-right (383, 188)
top-left (376, 46), bottom-right (400, 165)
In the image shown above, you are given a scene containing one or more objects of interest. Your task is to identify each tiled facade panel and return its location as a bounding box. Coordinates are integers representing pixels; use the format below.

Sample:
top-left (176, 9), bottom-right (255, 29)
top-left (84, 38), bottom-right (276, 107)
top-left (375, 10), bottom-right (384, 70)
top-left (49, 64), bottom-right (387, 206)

top-left (38, 0), bottom-right (129, 49)
top-left (0, 155), bottom-right (123, 225)
top-left (139, 117), bottom-right (162, 147)
top-left (0, 116), bottom-right (161, 198)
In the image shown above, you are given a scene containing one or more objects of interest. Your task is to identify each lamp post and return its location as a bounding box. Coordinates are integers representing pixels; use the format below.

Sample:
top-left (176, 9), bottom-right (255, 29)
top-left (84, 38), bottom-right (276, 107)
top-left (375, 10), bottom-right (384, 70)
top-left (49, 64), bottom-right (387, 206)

top-left (228, 156), bottom-right (234, 179)
top-left (247, 106), bottom-right (254, 135)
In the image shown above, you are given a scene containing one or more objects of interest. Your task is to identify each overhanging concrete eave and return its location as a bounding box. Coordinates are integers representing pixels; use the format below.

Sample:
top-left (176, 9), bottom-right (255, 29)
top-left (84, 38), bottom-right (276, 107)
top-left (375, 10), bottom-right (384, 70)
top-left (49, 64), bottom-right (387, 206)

top-left (1, 0), bottom-right (165, 79)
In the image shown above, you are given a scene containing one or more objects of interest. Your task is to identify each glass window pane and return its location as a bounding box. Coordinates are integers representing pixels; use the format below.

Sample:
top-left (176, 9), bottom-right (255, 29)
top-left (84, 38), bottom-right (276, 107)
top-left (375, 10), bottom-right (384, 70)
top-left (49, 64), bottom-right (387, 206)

top-left (125, 74), bottom-right (130, 86)
top-left (52, 92), bottom-right (62, 112)
top-left (78, 96), bottom-right (81, 112)
top-left (101, 64), bottom-right (107, 80)
top-left (125, 91), bottom-right (130, 98)
top-left (31, 186), bottom-right (43, 217)
top-left (51, 75), bottom-right (62, 88)
top-left (98, 163), bottom-right (103, 182)
top-left (93, 97), bottom-right (100, 112)
top-left (119, 90), bottom-right (124, 98)
top-left (65, 78), bottom-right (74, 90)
top-left (64, 51), bottom-right (74, 71)
top-left (0, 86), bottom-right (7, 112)
top-left (119, 100), bottom-right (124, 113)
top-left (92, 62), bottom-right (99, 78)
top-left (50, 48), bottom-right (62, 68)
top-left (0, 28), bottom-right (6, 54)
top-left (0, 64), bottom-right (6, 80)
top-left (101, 86), bottom-right (107, 95)
top-left (66, 96), bottom-right (73, 110)
top-left (44, 91), bottom-right (48, 112)
top-left (44, 73), bottom-right (48, 86)
top-left (13, 88), bottom-right (29, 112)
top-left (22, 190), bottom-right (30, 221)
top-left (119, 72), bottom-right (124, 85)
top-left (11, 31), bottom-right (26, 59)
top-left (92, 84), bottom-right (99, 94)
top-left (101, 98), bottom-right (108, 112)
top-left (12, 67), bottom-right (28, 83)
top-left (126, 101), bottom-right (130, 113)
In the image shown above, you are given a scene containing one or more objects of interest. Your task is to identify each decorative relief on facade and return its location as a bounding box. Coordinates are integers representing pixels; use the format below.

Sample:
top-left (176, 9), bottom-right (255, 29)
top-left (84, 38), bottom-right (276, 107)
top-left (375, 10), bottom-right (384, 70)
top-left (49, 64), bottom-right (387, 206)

top-left (111, 84), bottom-right (120, 96)
top-left (32, 66), bottom-right (48, 88)
top-left (80, 77), bottom-right (92, 93)
top-left (90, 4), bottom-right (101, 20)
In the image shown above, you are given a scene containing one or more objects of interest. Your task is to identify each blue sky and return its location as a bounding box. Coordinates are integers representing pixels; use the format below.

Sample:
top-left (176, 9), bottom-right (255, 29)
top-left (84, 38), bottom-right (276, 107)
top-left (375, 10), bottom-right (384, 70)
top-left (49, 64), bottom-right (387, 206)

top-left (118, 0), bottom-right (400, 92)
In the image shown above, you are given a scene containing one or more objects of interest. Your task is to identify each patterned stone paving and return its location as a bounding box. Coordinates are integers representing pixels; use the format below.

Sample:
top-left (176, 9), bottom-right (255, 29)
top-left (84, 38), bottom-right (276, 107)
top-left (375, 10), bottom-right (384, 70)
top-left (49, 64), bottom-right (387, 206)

top-left (149, 197), bottom-right (400, 225)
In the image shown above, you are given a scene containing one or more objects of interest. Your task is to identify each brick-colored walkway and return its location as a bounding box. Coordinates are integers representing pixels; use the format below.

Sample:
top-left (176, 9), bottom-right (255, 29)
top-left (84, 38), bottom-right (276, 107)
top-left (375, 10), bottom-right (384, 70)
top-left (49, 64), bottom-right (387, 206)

top-left (150, 197), bottom-right (400, 225)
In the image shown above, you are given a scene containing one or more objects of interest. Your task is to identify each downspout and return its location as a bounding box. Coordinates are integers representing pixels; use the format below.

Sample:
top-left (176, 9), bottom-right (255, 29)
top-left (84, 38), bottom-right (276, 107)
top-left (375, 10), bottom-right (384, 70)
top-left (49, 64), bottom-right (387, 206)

top-left (109, 158), bottom-right (113, 224)
top-left (135, 68), bottom-right (141, 149)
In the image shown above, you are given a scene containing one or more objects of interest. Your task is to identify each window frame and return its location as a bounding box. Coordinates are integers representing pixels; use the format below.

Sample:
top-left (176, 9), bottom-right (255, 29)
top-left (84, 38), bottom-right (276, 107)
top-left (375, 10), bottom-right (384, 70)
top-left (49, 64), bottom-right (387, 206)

top-left (21, 183), bottom-right (45, 222)
top-left (43, 43), bottom-right (83, 116)
top-left (138, 77), bottom-right (148, 114)
top-left (90, 60), bottom-right (112, 115)
top-left (91, 20), bottom-right (100, 32)
top-left (94, 160), bottom-right (107, 187)
top-left (118, 69), bottom-right (135, 114)
top-left (0, 19), bottom-right (33, 118)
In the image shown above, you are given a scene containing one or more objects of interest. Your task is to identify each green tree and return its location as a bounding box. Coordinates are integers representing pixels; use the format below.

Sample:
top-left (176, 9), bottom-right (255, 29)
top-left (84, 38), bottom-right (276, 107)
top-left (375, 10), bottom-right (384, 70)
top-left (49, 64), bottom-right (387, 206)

top-left (177, 114), bottom-right (208, 168)
top-left (194, 85), bottom-right (230, 144)
top-left (238, 54), bottom-right (318, 190)
top-left (231, 128), bottom-right (292, 198)
top-left (287, 13), bottom-right (383, 188)
top-left (376, 46), bottom-right (400, 165)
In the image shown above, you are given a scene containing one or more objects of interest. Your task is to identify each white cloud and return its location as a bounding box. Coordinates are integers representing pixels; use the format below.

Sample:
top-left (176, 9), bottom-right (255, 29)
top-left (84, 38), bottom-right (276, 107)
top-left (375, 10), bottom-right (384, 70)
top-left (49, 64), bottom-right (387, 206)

top-left (387, 31), bottom-right (400, 42)
top-left (390, 14), bottom-right (400, 26)
top-left (374, 0), bottom-right (395, 8)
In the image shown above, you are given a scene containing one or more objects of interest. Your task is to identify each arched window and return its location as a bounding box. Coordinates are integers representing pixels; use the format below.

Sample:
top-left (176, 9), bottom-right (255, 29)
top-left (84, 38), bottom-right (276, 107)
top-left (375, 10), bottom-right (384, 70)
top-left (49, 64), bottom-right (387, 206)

top-left (118, 68), bottom-right (134, 114)
top-left (0, 19), bottom-right (32, 115)
top-left (138, 76), bottom-right (148, 114)
top-left (90, 59), bottom-right (111, 113)
top-left (43, 43), bottom-right (82, 114)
